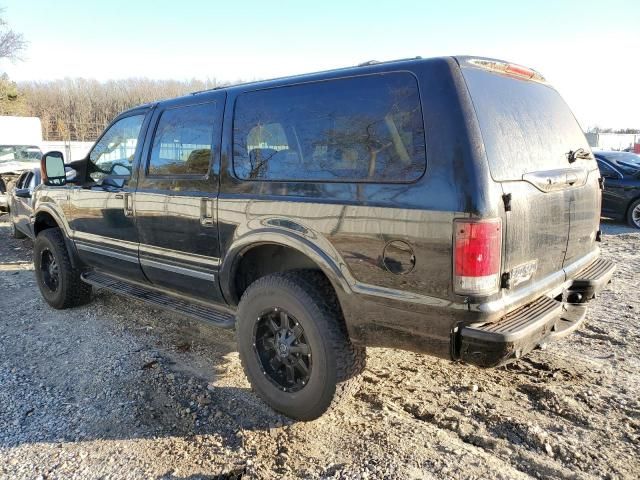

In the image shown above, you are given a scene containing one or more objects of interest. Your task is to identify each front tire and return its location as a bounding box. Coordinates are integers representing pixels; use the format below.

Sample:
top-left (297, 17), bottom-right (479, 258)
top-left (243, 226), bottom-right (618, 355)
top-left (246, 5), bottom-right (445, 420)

top-left (627, 198), bottom-right (640, 229)
top-left (236, 270), bottom-right (365, 420)
top-left (34, 228), bottom-right (92, 309)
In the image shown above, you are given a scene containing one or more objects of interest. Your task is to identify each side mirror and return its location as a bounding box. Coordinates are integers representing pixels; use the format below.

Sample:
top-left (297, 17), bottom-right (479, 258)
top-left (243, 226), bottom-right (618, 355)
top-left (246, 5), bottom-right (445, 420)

top-left (15, 188), bottom-right (31, 199)
top-left (41, 151), bottom-right (66, 186)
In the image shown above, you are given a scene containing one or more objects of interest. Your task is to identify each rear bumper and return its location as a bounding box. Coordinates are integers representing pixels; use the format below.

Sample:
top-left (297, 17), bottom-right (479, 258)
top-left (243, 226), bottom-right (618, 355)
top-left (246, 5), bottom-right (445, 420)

top-left (457, 257), bottom-right (615, 367)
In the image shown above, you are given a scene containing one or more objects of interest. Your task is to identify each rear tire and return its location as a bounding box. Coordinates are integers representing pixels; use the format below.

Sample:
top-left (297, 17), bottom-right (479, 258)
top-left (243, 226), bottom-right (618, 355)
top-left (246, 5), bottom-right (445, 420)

top-left (627, 198), bottom-right (640, 229)
top-left (236, 270), bottom-right (365, 420)
top-left (34, 228), bottom-right (92, 309)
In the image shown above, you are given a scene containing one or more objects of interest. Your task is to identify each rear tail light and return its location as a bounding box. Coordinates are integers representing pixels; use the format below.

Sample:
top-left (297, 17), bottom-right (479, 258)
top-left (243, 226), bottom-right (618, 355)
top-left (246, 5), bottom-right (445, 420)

top-left (504, 63), bottom-right (535, 79)
top-left (453, 219), bottom-right (502, 295)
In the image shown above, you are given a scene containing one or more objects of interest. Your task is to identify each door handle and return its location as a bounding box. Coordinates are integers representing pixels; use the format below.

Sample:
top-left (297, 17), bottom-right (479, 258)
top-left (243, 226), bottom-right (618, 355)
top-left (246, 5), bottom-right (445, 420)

top-left (115, 194), bottom-right (124, 199)
top-left (200, 197), bottom-right (215, 226)
top-left (123, 192), bottom-right (133, 217)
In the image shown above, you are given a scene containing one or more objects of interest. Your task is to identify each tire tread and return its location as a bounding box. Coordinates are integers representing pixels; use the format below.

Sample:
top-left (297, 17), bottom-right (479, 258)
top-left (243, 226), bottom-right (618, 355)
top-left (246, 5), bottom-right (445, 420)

top-left (36, 228), bottom-right (92, 308)
top-left (236, 269), bottom-right (365, 418)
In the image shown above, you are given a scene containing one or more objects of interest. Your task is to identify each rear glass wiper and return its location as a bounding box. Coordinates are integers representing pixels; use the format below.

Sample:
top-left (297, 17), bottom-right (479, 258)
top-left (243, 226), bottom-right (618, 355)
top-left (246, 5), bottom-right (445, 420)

top-left (567, 148), bottom-right (593, 163)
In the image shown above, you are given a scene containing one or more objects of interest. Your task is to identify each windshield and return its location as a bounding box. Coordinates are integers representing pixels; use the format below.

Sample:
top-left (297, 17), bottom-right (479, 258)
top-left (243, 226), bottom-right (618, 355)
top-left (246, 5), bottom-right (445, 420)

top-left (597, 151), bottom-right (640, 176)
top-left (0, 145), bottom-right (43, 163)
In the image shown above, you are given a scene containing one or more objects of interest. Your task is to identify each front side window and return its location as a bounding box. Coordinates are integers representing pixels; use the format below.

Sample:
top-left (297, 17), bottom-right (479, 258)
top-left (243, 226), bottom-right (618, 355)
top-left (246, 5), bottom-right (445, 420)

top-left (89, 114), bottom-right (145, 182)
top-left (148, 103), bottom-right (217, 176)
top-left (233, 72), bottom-right (426, 182)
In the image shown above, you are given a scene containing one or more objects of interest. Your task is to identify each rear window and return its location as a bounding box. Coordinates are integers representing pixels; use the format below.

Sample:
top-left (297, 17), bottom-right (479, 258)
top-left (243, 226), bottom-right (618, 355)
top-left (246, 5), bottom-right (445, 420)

top-left (461, 67), bottom-right (591, 181)
top-left (233, 72), bottom-right (426, 183)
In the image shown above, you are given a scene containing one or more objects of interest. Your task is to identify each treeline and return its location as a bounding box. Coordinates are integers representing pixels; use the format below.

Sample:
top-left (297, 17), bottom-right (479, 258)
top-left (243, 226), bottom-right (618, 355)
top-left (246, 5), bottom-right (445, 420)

top-left (1, 76), bottom-right (226, 141)
top-left (587, 127), bottom-right (640, 134)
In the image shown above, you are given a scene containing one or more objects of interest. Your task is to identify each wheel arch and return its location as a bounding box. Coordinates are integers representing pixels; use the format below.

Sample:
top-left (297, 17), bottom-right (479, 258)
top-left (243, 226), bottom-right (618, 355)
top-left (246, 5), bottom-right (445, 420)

top-left (220, 230), bottom-right (354, 306)
top-left (33, 207), bottom-right (81, 269)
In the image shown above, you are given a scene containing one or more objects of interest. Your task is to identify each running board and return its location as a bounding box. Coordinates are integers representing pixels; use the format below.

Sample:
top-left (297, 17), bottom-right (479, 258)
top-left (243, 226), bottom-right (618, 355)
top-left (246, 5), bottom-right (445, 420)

top-left (81, 271), bottom-right (235, 329)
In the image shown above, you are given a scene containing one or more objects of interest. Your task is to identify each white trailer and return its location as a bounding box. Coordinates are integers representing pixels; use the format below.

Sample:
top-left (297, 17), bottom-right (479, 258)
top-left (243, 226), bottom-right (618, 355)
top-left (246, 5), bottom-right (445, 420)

top-left (0, 116), bottom-right (45, 211)
top-left (0, 116), bottom-right (43, 145)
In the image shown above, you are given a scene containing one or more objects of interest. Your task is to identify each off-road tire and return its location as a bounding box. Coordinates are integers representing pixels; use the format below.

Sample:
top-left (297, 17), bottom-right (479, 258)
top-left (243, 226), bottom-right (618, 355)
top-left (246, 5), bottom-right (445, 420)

top-left (34, 228), bottom-right (92, 309)
top-left (236, 270), bottom-right (365, 420)
top-left (627, 198), bottom-right (640, 229)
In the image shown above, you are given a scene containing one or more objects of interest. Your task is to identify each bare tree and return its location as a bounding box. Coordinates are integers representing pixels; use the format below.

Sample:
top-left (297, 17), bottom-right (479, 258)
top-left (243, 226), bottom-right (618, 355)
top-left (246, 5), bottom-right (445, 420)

top-left (19, 77), bottom-right (224, 140)
top-left (0, 8), bottom-right (28, 62)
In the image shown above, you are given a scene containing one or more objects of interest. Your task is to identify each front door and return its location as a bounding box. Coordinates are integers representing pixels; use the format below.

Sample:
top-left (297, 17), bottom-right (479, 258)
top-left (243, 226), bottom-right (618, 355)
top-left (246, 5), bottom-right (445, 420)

top-left (134, 96), bottom-right (225, 302)
top-left (68, 110), bottom-right (151, 281)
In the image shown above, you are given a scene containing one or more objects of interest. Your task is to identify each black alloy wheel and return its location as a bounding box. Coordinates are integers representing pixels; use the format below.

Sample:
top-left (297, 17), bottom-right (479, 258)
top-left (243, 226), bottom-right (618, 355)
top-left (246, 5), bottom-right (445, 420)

top-left (33, 228), bottom-right (92, 309)
top-left (254, 307), bottom-right (312, 392)
top-left (236, 270), bottom-right (366, 420)
top-left (40, 248), bottom-right (60, 293)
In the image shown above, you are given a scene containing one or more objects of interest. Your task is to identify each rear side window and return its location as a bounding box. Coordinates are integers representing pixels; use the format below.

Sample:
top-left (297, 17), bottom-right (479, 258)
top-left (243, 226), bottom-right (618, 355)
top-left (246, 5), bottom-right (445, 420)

top-left (233, 72), bottom-right (426, 182)
top-left (461, 67), bottom-right (591, 181)
top-left (148, 103), bottom-right (217, 176)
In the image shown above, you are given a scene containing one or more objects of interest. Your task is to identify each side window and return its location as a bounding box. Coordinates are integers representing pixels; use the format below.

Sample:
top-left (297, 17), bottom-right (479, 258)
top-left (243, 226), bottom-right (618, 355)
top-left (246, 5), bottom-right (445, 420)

top-left (233, 72), bottom-right (426, 182)
top-left (148, 103), bottom-right (216, 176)
top-left (597, 160), bottom-right (620, 179)
top-left (27, 173), bottom-right (37, 190)
top-left (16, 172), bottom-right (29, 189)
top-left (89, 114), bottom-right (145, 182)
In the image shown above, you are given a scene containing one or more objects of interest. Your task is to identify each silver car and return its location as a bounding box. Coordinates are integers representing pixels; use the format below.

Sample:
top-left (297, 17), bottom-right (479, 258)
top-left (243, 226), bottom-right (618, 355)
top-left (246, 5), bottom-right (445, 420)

top-left (8, 168), bottom-right (40, 239)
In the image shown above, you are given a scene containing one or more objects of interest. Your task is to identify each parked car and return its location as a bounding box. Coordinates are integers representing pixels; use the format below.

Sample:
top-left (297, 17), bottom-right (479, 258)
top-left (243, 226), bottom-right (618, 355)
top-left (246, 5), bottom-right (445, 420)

top-left (0, 144), bottom-right (43, 213)
top-left (32, 56), bottom-right (614, 420)
top-left (594, 151), bottom-right (640, 228)
top-left (8, 167), bottom-right (40, 239)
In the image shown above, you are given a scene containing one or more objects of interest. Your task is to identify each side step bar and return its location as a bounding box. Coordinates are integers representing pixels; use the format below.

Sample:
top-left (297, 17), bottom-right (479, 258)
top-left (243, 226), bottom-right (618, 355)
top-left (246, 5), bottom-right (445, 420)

top-left (459, 296), bottom-right (564, 367)
top-left (81, 271), bottom-right (235, 329)
top-left (570, 257), bottom-right (616, 301)
top-left (458, 256), bottom-right (615, 368)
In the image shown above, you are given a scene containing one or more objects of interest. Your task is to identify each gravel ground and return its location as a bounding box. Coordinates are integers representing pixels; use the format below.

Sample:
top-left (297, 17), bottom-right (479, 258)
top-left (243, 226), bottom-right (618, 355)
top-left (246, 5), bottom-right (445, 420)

top-left (0, 214), bottom-right (639, 480)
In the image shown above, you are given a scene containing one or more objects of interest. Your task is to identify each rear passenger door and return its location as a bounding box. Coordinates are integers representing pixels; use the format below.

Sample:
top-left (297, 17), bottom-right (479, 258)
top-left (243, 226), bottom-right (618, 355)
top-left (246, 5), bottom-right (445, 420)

top-left (134, 95), bottom-right (226, 302)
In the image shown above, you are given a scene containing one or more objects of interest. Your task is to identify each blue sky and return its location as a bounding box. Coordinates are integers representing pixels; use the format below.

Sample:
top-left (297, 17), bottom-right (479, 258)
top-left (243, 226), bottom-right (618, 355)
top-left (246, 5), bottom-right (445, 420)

top-left (1, 0), bottom-right (639, 128)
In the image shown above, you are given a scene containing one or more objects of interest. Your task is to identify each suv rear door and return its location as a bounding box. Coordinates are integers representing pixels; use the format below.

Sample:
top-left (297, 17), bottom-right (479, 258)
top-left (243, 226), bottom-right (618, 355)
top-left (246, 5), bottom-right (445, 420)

top-left (134, 93), bottom-right (226, 302)
top-left (459, 59), bottom-right (600, 292)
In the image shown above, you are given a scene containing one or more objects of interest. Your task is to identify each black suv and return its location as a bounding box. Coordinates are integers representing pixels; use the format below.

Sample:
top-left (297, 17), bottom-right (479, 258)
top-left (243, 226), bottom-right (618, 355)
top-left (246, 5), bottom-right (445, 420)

top-left (33, 56), bottom-right (615, 420)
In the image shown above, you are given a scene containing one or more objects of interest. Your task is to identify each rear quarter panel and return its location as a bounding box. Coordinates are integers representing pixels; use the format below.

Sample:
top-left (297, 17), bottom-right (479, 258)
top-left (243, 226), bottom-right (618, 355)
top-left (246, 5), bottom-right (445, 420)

top-left (217, 58), bottom-right (501, 354)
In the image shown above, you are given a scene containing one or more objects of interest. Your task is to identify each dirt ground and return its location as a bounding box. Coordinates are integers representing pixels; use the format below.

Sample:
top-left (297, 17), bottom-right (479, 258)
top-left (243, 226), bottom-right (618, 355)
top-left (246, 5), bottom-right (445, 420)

top-left (0, 213), bottom-right (638, 480)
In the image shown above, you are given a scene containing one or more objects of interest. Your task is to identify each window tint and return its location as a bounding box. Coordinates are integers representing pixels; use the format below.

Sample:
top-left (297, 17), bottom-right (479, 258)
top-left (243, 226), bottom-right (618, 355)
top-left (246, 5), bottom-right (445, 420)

top-left (148, 103), bottom-right (216, 176)
top-left (461, 67), bottom-right (590, 181)
top-left (233, 73), bottom-right (426, 182)
top-left (89, 114), bottom-right (145, 182)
